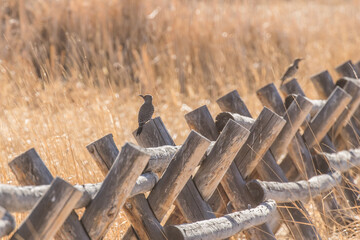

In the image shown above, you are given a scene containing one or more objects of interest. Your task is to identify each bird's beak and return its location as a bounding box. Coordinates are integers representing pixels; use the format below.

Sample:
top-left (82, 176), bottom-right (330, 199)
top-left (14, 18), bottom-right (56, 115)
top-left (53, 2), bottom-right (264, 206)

top-left (139, 95), bottom-right (144, 99)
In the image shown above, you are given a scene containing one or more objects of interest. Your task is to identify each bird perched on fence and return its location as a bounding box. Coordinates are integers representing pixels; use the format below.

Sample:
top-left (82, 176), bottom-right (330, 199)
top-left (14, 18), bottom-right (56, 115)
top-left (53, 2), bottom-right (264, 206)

top-left (280, 58), bottom-right (303, 85)
top-left (136, 94), bottom-right (154, 136)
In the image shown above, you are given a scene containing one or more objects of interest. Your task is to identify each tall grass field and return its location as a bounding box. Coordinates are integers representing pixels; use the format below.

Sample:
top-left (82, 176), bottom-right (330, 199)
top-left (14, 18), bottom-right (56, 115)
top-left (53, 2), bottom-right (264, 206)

top-left (1, 0), bottom-right (360, 239)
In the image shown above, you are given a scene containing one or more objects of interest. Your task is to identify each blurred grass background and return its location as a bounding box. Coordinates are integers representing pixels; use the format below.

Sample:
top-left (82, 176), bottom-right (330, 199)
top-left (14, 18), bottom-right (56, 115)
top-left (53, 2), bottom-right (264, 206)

top-left (1, 0), bottom-right (360, 238)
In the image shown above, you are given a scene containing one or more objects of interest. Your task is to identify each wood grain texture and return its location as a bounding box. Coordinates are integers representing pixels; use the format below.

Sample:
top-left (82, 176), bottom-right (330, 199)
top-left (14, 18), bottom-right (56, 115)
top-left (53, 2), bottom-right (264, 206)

top-left (129, 116), bottom-right (218, 238)
top-left (216, 90), bottom-right (252, 116)
top-left (123, 196), bottom-right (166, 240)
top-left (332, 79), bottom-right (360, 144)
top-left (11, 178), bottom-right (83, 240)
top-left (220, 163), bottom-right (276, 240)
top-left (233, 107), bottom-right (286, 179)
top-left (86, 133), bottom-right (119, 175)
top-left (9, 148), bottom-right (53, 185)
top-left (175, 179), bottom-right (216, 222)
top-left (216, 91), bottom-right (322, 240)
top-left (310, 70), bottom-right (335, 99)
top-left (282, 79), bottom-right (360, 222)
top-left (164, 200), bottom-right (277, 240)
top-left (336, 77), bottom-right (360, 133)
top-left (186, 102), bottom-right (275, 240)
top-left (256, 83), bottom-right (286, 115)
top-left (279, 78), bottom-right (306, 96)
top-left (311, 76), bottom-right (360, 148)
top-left (183, 105), bottom-right (231, 215)
top-left (89, 130), bottom-right (165, 240)
top-left (270, 95), bottom-right (313, 161)
top-left (254, 87), bottom-right (315, 180)
top-left (124, 117), bottom-right (180, 240)
top-left (81, 143), bottom-right (150, 240)
top-left (9, 148), bottom-right (90, 240)
top-left (194, 119), bottom-right (250, 200)
top-left (185, 105), bottom-right (219, 141)
top-left (303, 87), bottom-right (351, 148)
top-left (147, 131), bottom-right (210, 220)
top-left (88, 133), bottom-right (180, 175)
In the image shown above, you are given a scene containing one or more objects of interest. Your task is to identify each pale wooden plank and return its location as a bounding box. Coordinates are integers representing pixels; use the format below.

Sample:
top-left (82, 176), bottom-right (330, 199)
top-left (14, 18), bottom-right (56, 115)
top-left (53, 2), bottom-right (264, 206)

top-left (11, 178), bottom-right (83, 240)
top-left (310, 70), bottom-right (336, 99)
top-left (9, 148), bottom-right (90, 240)
top-left (147, 131), bottom-right (210, 220)
top-left (193, 119), bottom-right (250, 200)
top-left (81, 143), bottom-right (150, 240)
top-left (303, 87), bottom-right (351, 148)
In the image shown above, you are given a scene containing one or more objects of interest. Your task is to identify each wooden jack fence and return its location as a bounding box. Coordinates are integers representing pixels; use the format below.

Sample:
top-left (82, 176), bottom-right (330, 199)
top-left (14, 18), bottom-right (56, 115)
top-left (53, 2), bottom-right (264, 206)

top-left (1, 60), bottom-right (360, 239)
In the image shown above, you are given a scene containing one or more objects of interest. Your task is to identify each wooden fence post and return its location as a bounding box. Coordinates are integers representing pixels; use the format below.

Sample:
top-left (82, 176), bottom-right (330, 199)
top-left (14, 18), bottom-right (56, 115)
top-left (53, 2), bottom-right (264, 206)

top-left (310, 73), bottom-right (360, 148)
top-left (81, 143), bottom-right (150, 240)
top-left (217, 90), bottom-right (322, 240)
top-left (257, 84), bottom-right (313, 164)
top-left (9, 148), bottom-right (90, 240)
top-left (87, 138), bottom-right (162, 240)
top-left (310, 70), bottom-right (336, 98)
top-left (335, 60), bottom-right (360, 78)
top-left (255, 83), bottom-right (359, 225)
top-left (184, 105), bottom-right (220, 140)
top-left (11, 178), bottom-right (83, 240)
top-left (184, 106), bottom-right (232, 214)
top-left (86, 133), bottom-right (119, 175)
top-left (132, 119), bottom-right (216, 223)
top-left (184, 105), bottom-right (276, 240)
top-left (336, 77), bottom-right (360, 136)
top-left (279, 78), bottom-right (306, 96)
top-left (123, 117), bottom-right (219, 239)
top-left (282, 78), bottom-right (360, 213)
top-left (87, 133), bottom-right (180, 176)
top-left (302, 87), bottom-right (351, 148)
top-left (147, 131), bottom-right (211, 221)
top-left (233, 107), bottom-right (286, 178)
top-left (355, 60), bottom-right (360, 74)
top-left (193, 119), bottom-right (250, 201)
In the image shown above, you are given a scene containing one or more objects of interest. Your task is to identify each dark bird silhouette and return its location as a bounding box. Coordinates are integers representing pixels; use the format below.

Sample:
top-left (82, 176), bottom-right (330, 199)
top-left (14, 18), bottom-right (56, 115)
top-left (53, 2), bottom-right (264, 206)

top-left (136, 94), bottom-right (154, 136)
top-left (280, 58), bottom-right (303, 85)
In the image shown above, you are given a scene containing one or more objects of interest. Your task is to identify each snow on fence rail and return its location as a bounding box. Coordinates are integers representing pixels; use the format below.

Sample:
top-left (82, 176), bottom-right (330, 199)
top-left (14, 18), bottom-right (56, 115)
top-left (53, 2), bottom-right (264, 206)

top-left (1, 60), bottom-right (360, 239)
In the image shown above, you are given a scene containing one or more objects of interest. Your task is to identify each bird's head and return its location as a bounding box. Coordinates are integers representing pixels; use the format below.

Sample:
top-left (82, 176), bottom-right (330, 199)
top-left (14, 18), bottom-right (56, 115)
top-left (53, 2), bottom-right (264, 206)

top-left (293, 58), bottom-right (303, 65)
top-left (139, 94), bottom-right (153, 102)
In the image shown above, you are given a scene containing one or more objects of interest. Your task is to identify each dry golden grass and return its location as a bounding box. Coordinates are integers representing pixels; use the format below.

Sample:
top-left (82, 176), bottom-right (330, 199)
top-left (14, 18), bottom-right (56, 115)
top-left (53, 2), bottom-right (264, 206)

top-left (1, 0), bottom-right (360, 239)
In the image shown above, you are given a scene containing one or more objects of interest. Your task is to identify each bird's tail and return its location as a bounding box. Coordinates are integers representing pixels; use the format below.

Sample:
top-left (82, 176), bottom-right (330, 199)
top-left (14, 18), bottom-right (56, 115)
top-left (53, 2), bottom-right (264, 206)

top-left (136, 124), bottom-right (144, 136)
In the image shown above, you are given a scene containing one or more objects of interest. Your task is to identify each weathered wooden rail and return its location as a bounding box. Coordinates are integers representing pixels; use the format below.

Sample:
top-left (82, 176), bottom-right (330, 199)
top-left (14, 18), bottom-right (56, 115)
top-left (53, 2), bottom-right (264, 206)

top-left (1, 59), bottom-right (360, 239)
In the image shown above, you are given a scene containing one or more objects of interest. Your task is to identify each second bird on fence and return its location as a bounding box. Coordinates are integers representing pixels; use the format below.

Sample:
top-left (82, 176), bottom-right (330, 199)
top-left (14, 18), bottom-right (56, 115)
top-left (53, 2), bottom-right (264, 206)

top-left (280, 58), bottom-right (303, 85)
top-left (136, 94), bottom-right (154, 136)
